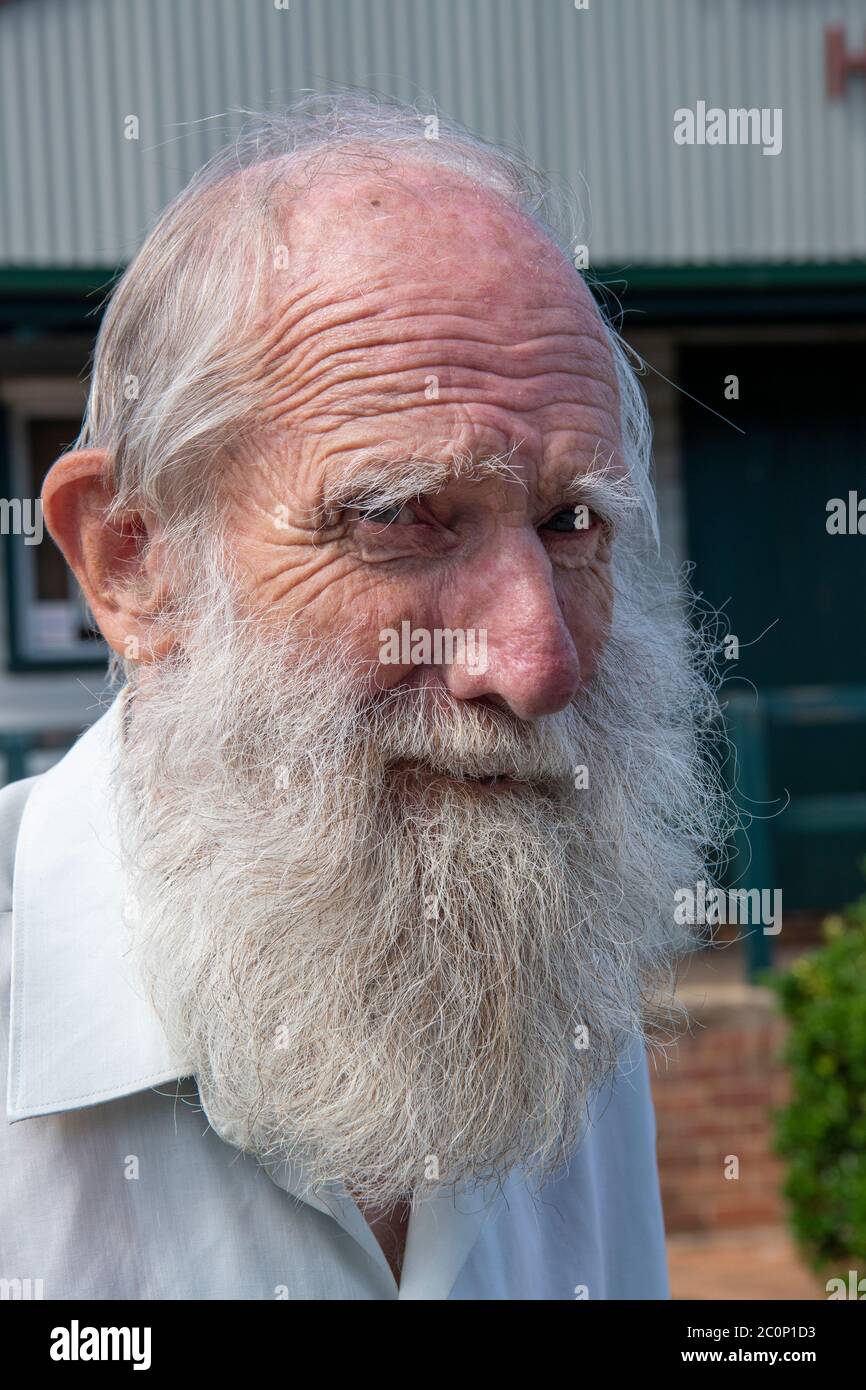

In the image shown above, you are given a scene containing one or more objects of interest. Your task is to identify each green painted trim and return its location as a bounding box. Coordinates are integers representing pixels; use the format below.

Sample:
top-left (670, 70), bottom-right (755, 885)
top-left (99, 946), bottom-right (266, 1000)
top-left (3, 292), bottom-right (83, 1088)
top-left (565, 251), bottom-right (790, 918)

top-left (589, 267), bottom-right (866, 324)
top-left (727, 686), bottom-right (866, 721)
top-left (0, 269), bottom-right (119, 330)
top-left (781, 796), bottom-right (866, 834)
top-left (3, 261), bottom-right (866, 298)
top-left (0, 267), bottom-right (122, 295)
top-left (590, 262), bottom-right (866, 292)
top-left (3, 262), bottom-right (866, 334)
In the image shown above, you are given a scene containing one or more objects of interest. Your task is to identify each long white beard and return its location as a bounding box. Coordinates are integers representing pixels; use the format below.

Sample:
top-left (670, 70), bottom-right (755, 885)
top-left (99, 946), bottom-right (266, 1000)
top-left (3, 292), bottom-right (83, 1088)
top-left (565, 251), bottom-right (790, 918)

top-left (114, 559), bottom-right (723, 1209)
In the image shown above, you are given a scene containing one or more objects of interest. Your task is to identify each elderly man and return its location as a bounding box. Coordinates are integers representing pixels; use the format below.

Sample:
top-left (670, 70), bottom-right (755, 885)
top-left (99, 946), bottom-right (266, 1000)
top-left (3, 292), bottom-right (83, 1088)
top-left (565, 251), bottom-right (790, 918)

top-left (0, 95), bottom-right (721, 1300)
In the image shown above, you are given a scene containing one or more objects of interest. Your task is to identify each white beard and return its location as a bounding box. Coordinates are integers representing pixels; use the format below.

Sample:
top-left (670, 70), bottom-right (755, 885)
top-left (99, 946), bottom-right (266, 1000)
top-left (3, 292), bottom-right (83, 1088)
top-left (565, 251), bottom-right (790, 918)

top-left (113, 558), bottom-right (723, 1209)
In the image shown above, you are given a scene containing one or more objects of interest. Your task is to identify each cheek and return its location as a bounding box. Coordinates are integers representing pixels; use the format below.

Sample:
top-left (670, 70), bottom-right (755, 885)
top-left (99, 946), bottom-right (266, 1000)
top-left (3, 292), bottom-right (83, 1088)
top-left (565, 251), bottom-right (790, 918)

top-left (239, 538), bottom-right (387, 631)
top-left (365, 580), bottom-right (446, 691)
top-left (250, 551), bottom-right (442, 691)
top-left (559, 562), bottom-right (614, 683)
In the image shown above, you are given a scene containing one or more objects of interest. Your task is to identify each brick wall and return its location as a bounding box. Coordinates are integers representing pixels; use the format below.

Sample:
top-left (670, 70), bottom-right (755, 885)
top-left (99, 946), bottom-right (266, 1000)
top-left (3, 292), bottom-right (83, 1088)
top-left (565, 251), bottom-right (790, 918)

top-left (650, 991), bottom-right (791, 1234)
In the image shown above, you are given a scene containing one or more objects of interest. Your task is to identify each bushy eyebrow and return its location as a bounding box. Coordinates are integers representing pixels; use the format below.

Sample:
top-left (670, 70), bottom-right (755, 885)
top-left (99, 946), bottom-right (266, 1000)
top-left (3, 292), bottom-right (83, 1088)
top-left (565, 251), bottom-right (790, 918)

top-left (311, 440), bottom-right (640, 533)
top-left (561, 458), bottom-right (640, 534)
top-left (312, 443), bottom-right (523, 525)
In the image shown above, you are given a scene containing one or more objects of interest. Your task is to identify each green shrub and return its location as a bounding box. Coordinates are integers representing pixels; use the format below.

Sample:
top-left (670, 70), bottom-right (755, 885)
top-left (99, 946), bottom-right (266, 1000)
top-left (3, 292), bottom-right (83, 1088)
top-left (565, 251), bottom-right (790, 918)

top-left (771, 877), bottom-right (866, 1275)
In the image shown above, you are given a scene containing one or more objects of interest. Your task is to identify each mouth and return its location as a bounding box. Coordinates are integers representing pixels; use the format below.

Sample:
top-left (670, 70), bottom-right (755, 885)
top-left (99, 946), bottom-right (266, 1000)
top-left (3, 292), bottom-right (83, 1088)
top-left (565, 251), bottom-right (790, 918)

top-left (447, 772), bottom-right (515, 791)
top-left (388, 760), bottom-right (522, 792)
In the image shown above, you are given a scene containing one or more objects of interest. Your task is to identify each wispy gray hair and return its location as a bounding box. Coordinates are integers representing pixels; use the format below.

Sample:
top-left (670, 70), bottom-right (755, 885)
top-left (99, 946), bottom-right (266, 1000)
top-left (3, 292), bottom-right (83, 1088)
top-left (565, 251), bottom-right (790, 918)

top-left (75, 91), bottom-right (658, 596)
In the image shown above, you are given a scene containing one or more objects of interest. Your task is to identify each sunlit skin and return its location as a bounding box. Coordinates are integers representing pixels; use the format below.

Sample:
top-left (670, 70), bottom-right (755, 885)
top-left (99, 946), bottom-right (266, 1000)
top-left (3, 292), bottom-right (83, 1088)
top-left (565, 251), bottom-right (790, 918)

top-left (41, 160), bottom-right (627, 1279)
top-left (230, 169), bottom-right (623, 723)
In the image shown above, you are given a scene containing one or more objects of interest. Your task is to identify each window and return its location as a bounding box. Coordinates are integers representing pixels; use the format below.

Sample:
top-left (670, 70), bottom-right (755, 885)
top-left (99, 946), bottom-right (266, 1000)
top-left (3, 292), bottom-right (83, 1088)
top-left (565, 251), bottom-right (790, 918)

top-left (1, 379), bottom-right (107, 669)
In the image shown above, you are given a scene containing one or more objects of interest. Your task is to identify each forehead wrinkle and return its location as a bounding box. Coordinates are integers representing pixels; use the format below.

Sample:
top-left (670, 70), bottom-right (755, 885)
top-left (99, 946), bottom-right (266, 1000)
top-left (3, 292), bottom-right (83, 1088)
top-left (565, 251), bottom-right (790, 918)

top-left (257, 320), bottom-right (620, 433)
top-left (239, 166), bottom-right (623, 467)
top-left (266, 368), bottom-right (620, 436)
top-left (259, 291), bottom-right (610, 383)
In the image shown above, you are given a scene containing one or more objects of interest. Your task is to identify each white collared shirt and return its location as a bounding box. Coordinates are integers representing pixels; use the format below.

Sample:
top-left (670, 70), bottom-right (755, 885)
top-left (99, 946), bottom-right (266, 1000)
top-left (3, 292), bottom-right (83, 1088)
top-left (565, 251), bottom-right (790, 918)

top-left (0, 694), bottom-right (670, 1300)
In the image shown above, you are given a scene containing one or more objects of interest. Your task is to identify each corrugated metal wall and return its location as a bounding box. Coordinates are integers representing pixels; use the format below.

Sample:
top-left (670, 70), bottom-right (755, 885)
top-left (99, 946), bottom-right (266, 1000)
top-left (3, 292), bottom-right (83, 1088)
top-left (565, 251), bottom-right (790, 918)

top-left (1, 0), bottom-right (865, 267)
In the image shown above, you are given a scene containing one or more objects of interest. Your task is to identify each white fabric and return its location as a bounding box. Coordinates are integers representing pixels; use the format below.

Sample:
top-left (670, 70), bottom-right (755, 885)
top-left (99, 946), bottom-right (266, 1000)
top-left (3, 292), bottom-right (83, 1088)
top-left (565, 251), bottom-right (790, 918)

top-left (0, 695), bottom-right (670, 1300)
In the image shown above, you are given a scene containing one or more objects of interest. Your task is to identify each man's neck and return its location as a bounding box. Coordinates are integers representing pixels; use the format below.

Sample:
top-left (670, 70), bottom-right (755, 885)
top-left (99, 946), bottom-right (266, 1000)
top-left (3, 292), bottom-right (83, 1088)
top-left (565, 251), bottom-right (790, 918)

top-left (354, 1197), bottom-right (410, 1286)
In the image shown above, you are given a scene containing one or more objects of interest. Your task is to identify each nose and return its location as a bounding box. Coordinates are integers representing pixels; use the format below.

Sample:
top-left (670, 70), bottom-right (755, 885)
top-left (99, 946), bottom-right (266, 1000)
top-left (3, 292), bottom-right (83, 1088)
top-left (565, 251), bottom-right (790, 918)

top-left (440, 541), bottom-right (584, 720)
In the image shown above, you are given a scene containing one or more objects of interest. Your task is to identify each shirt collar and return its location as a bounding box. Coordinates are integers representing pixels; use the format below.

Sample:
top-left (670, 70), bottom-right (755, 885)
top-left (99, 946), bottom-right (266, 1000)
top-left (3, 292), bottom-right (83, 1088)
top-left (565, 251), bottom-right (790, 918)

top-left (6, 690), bottom-right (192, 1122)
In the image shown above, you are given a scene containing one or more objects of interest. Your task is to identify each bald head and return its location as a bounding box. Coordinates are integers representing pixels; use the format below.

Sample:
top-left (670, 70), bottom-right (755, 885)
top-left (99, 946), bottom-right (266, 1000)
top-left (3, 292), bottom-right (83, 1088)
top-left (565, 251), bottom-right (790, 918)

top-left (255, 158), bottom-right (619, 456)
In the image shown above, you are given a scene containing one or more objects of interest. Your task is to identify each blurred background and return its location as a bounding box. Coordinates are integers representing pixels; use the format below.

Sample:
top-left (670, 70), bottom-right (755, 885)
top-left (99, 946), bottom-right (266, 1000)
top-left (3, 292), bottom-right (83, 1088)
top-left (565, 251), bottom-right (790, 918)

top-left (1, 0), bottom-right (865, 1298)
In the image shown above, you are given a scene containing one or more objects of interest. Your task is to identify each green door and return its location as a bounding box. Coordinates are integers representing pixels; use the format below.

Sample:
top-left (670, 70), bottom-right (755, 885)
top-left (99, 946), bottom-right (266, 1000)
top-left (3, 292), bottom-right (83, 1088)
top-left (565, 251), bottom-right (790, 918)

top-left (680, 341), bottom-right (866, 911)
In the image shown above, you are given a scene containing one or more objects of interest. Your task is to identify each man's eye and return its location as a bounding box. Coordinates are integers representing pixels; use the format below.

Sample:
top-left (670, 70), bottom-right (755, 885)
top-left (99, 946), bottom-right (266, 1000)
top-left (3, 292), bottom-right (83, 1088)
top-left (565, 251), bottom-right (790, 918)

top-left (541, 506), bottom-right (597, 534)
top-left (353, 502), bottom-right (419, 527)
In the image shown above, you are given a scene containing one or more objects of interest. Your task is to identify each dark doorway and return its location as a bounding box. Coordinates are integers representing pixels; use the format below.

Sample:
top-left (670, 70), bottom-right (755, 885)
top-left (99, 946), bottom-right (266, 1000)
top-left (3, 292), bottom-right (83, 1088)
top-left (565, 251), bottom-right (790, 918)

top-left (680, 339), bottom-right (866, 911)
